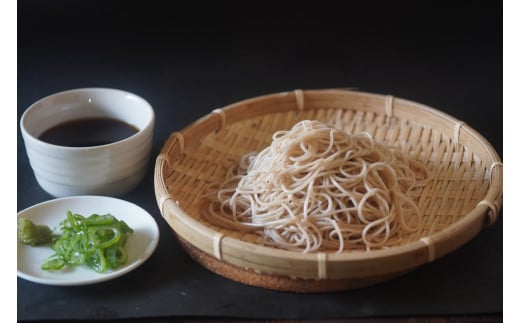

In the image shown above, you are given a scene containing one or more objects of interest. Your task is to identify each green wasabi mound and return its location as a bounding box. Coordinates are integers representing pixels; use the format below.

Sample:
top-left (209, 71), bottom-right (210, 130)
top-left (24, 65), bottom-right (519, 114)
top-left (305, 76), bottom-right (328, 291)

top-left (17, 217), bottom-right (53, 246)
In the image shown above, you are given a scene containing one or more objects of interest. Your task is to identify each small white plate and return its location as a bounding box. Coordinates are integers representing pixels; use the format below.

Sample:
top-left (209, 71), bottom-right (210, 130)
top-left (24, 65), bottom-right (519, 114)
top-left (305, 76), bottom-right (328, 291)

top-left (17, 195), bottom-right (160, 286)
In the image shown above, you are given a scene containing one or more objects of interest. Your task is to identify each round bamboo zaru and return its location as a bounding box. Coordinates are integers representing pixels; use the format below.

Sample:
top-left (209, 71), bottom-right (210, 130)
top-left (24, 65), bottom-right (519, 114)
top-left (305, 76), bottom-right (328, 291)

top-left (154, 89), bottom-right (503, 293)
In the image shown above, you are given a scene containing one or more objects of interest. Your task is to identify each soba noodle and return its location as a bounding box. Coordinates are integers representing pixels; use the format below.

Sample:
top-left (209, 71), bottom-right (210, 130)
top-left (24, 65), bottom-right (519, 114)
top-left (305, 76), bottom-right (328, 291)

top-left (205, 120), bottom-right (429, 253)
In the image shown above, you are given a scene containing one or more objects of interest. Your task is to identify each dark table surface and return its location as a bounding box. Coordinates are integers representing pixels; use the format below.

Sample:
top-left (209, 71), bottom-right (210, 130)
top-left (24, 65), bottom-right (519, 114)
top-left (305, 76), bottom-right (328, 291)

top-left (17, 1), bottom-right (502, 322)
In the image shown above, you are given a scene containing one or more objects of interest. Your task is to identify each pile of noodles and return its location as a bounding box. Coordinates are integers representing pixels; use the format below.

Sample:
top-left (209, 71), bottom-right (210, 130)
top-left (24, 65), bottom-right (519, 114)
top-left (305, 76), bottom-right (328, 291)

top-left (205, 120), bottom-right (429, 253)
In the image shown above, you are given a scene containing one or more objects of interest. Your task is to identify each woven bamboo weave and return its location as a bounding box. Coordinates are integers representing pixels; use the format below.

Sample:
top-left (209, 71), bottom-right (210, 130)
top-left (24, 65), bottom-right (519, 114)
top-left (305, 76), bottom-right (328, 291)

top-left (154, 89), bottom-right (502, 292)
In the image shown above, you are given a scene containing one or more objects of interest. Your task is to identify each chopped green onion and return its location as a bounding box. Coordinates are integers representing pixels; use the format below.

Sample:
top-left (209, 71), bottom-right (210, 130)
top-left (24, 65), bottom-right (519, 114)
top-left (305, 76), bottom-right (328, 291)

top-left (37, 211), bottom-right (133, 273)
top-left (41, 254), bottom-right (66, 270)
top-left (86, 248), bottom-right (107, 273)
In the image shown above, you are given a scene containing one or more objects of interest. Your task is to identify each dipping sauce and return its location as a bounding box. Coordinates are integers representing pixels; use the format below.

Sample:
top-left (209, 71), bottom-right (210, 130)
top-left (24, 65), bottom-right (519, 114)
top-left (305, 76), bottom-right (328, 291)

top-left (39, 117), bottom-right (139, 147)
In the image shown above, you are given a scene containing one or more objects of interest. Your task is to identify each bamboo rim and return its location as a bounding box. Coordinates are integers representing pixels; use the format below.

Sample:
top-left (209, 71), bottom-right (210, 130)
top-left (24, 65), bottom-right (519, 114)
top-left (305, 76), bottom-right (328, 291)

top-left (154, 88), bottom-right (502, 283)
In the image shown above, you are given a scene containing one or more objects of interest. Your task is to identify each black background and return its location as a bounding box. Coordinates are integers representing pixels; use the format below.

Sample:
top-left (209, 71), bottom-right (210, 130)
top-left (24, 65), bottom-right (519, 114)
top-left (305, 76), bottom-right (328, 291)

top-left (17, 1), bottom-right (502, 321)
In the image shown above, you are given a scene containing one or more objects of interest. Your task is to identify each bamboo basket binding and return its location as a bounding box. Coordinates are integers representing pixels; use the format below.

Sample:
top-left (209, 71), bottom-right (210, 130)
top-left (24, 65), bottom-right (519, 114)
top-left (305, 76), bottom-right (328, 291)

top-left (154, 89), bottom-right (503, 293)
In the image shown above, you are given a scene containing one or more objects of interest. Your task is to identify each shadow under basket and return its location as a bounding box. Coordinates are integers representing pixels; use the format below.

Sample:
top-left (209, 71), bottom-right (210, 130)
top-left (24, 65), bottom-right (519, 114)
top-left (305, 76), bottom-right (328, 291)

top-left (154, 89), bottom-right (503, 293)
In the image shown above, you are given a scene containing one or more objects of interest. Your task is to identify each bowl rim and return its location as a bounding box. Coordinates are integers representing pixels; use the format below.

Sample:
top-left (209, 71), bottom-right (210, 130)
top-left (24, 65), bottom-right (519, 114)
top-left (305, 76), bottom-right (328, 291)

top-left (20, 87), bottom-right (155, 151)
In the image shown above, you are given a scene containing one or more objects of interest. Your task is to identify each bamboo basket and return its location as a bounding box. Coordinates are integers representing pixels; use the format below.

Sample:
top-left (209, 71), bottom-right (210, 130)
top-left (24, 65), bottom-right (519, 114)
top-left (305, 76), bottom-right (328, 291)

top-left (154, 89), bottom-right (502, 293)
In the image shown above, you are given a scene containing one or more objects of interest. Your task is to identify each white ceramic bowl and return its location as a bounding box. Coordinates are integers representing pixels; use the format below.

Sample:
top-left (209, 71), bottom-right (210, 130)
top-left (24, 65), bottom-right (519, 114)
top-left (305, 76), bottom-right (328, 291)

top-left (20, 88), bottom-right (155, 197)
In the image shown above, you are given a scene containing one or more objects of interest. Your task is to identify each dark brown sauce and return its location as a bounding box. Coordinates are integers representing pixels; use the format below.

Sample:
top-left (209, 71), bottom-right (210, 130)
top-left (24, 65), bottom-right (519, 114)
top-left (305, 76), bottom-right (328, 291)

top-left (39, 117), bottom-right (139, 147)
